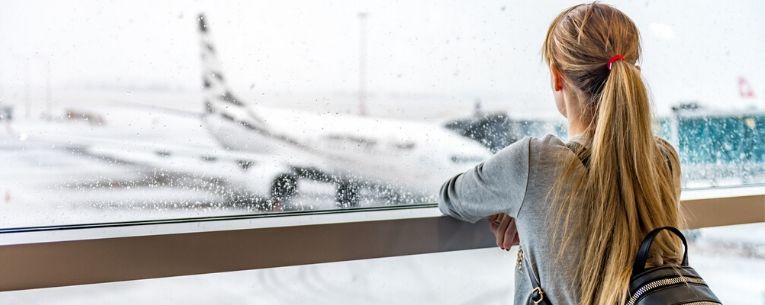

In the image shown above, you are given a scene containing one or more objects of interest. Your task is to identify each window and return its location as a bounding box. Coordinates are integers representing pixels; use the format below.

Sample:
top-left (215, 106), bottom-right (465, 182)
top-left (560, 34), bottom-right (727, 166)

top-left (0, 1), bottom-right (763, 302)
top-left (2, 1), bottom-right (762, 229)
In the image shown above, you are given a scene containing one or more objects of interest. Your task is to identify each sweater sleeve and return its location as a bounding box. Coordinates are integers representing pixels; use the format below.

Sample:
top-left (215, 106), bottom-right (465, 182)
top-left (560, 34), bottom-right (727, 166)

top-left (437, 137), bottom-right (531, 223)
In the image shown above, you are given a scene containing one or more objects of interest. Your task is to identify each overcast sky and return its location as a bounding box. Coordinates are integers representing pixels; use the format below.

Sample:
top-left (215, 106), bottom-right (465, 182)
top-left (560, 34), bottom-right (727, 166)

top-left (1, 0), bottom-right (763, 117)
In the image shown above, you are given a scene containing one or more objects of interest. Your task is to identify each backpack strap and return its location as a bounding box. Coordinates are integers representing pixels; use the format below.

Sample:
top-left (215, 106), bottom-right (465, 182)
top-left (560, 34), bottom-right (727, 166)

top-left (522, 248), bottom-right (552, 305)
top-left (631, 226), bottom-right (689, 277)
top-left (565, 141), bottom-right (589, 167)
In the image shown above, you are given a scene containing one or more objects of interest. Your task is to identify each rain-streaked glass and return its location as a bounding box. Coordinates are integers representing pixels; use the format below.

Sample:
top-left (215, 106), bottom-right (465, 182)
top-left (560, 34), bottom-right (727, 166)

top-left (0, 0), bottom-right (764, 228)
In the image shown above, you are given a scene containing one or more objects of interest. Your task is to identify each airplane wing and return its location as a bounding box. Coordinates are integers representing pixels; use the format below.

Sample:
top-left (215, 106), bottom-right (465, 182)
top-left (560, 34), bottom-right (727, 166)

top-left (3, 124), bottom-right (336, 203)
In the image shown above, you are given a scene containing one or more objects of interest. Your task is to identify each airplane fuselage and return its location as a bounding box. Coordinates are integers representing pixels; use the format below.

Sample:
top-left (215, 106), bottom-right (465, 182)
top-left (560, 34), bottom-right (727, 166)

top-left (203, 104), bottom-right (491, 197)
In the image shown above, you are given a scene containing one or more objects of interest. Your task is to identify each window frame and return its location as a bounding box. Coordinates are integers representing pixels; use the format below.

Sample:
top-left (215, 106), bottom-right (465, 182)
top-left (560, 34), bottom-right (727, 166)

top-left (0, 186), bottom-right (763, 292)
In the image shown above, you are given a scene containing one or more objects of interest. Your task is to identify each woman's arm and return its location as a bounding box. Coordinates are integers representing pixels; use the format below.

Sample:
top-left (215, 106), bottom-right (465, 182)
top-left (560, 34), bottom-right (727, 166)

top-left (437, 137), bottom-right (531, 223)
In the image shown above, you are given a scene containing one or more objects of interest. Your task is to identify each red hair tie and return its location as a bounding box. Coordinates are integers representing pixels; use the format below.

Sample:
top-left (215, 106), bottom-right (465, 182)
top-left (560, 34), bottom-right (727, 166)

top-left (607, 55), bottom-right (625, 70)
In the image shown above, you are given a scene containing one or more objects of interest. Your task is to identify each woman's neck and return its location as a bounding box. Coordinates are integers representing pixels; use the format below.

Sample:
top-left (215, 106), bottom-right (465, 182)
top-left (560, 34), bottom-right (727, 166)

top-left (568, 119), bottom-right (587, 138)
top-left (564, 90), bottom-right (591, 138)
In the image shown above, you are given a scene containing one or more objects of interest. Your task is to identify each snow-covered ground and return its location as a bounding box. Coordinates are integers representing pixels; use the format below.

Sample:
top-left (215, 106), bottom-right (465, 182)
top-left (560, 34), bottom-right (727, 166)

top-left (0, 223), bottom-right (763, 305)
top-left (0, 144), bottom-right (355, 228)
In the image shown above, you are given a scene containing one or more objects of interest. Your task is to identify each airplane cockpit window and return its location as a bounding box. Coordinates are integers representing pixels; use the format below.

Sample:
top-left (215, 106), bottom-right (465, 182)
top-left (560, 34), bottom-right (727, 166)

top-left (1, 1), bottom-right (764, 230)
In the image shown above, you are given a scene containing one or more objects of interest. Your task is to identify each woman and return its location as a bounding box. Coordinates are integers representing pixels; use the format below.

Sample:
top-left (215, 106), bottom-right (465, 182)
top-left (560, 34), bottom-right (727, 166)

top-left (438, 3), bottom-right (683, 305)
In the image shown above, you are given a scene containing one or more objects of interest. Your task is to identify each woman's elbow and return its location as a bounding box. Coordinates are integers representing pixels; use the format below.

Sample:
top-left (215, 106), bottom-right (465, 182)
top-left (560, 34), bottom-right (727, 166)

top-left (438, 175), bottom-right (465, 218)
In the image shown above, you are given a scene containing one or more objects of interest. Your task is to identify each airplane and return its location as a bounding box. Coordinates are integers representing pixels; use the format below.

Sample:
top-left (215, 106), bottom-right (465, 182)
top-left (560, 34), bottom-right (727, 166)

top-left (193, 13), bottom-right (491, 207)
top-left (4, 14), bottom-right (492, 210)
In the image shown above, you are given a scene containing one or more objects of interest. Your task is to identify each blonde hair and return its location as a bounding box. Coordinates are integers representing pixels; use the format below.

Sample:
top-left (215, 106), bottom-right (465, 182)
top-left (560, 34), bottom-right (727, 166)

top-left (543, 3), bottom-right (683, 305)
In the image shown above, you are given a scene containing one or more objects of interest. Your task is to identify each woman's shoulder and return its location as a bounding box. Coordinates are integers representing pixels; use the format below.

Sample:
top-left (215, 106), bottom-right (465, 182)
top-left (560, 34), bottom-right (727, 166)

top-left (532, 133), bottom-right (567, 146)
top-left (529, 134), bottom-right (574, 156)
top-left (527, 134), bottom-right (583, 175)
top-left (491, 134), bottom-right (574, 164)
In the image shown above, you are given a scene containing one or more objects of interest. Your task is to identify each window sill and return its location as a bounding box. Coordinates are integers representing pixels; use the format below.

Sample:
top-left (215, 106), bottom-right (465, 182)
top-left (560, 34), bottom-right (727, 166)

top-left (0, 186), bottom-right (763, 291)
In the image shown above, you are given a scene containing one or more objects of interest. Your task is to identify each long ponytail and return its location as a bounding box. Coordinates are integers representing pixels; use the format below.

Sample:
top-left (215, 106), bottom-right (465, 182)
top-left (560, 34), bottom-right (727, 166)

top-left (543, 4), bottom-right (683, 305)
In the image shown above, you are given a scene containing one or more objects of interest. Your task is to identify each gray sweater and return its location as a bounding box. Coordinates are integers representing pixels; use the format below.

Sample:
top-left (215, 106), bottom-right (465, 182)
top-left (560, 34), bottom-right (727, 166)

top-left (438, 134), bottom-right (585, 305)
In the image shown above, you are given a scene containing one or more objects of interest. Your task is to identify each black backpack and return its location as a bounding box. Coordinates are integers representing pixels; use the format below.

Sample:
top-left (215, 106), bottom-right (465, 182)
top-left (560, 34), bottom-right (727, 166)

top-left (523, 226), bottom-right (722, 305)
top-left (626, 226), bottom-right (721, 305)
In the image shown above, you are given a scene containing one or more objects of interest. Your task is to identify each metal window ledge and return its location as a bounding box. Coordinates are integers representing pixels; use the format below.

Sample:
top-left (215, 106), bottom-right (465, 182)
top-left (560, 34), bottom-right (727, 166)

top-left (0, 187), bottom-right (763, 292)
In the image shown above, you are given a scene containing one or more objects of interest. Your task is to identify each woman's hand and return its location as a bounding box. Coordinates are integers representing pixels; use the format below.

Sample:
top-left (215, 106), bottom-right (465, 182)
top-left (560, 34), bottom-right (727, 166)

top-left (488, 213), bottom-right (519, 251)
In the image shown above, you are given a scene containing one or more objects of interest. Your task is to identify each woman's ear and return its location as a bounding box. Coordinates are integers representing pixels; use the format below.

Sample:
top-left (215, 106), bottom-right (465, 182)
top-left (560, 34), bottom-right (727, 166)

top-left (550, 63), bottom-right (564, 91)
top-left (549, 63), bottom-right (567, 118)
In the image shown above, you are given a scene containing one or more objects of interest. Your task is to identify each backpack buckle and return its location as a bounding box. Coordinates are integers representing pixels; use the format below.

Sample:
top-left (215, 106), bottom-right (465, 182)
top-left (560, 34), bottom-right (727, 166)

top-left (531, 287), bottom-right (545, 304)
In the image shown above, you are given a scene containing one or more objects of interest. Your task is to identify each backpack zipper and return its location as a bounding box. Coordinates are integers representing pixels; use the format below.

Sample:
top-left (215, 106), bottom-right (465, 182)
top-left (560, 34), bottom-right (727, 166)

top-left (625, 276), bottom-right (714, 305)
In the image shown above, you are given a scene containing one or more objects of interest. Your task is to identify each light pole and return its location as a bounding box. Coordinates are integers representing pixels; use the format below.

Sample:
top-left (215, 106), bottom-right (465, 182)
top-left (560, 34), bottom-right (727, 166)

top-left (357, 12), bottom-right (368, 116)
top-left (24, 58), bottom-right (30, 120)
top-left (45, 60), bottom-right (52, 120)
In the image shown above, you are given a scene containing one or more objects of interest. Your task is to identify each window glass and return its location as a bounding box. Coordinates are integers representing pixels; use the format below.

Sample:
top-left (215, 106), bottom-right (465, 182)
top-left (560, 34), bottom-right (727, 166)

top-left (1, 1), bottom-right (763, 228)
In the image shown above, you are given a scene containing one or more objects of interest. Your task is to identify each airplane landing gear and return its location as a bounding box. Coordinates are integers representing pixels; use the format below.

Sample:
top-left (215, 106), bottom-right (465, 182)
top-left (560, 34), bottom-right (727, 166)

top-left (336, 181), bottom-right (360, 208)
top-left (270, 173), bottom-right (297, 209)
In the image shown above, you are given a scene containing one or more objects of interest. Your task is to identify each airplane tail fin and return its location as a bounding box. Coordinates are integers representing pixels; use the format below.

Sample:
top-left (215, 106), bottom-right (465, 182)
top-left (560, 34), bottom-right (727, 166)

top-left (197, 14), bottom-right (253, 114)
top-left (739, 76), bottom-right (757, 99)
